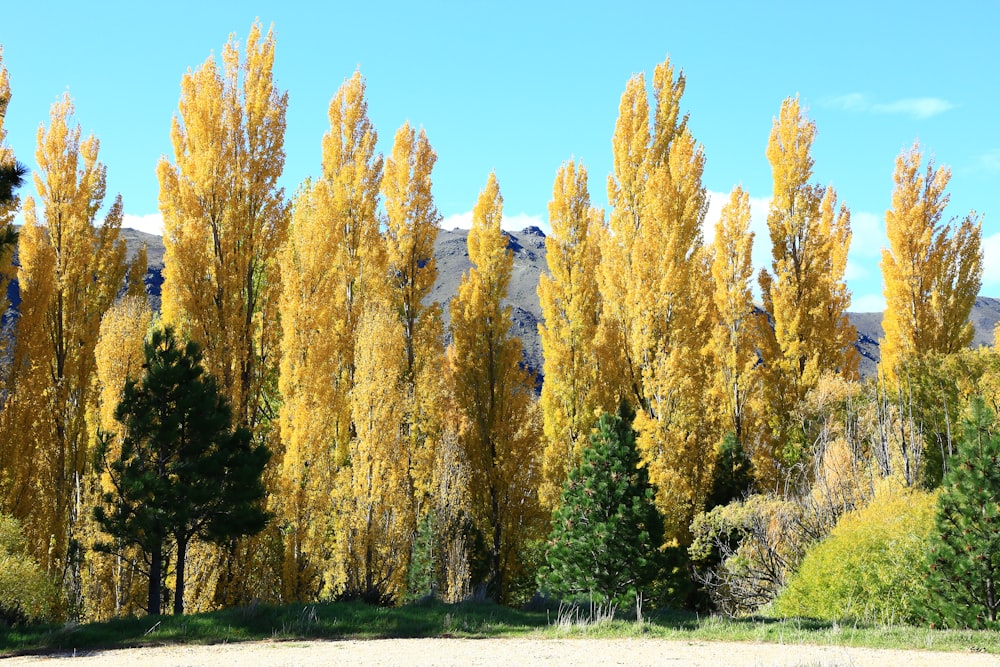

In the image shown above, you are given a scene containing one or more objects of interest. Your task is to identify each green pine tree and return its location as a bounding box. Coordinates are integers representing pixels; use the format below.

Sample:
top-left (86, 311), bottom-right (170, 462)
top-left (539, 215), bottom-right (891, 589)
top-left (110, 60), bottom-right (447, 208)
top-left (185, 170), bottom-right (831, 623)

top-left (538, 402), bottom-right (665, 607)
top-left (94, 327), bottom-right (270, 616)
top-left (922, 396), bottom-right (1000, 628)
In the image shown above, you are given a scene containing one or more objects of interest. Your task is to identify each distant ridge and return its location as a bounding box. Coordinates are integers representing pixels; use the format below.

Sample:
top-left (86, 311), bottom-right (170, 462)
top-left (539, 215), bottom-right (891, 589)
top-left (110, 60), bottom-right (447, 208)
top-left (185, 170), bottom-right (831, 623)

top-left (120, 226), bottom-right (1000, 380)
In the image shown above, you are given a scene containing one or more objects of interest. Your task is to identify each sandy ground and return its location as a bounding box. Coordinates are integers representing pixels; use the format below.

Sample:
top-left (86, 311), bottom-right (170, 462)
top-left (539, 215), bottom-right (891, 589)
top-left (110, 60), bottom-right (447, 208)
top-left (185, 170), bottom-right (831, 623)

top-left (5, 638), bottom-right (1000, 667)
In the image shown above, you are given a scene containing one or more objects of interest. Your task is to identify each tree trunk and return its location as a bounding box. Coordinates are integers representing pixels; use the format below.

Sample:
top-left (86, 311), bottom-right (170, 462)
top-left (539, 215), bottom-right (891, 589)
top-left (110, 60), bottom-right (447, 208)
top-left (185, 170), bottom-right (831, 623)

top-left (148, 536), bottom-right (162, 616)
top-left (174, 536), bottom-right (187, 615)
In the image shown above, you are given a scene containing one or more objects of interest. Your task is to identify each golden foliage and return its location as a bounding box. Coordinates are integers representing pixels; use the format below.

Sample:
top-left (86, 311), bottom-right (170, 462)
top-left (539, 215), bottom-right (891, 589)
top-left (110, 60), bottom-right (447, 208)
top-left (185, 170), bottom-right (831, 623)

top-left (80, 296), bottom-right (151, 620)
top-left (157, 21), bottom-right (289, 607)
top-left (330, 303), bottom-right (413, 601)
top-left (709, 187), bottom-right (765, 476)
top-left (880, 142), bottom-right (982, 382)
top-left (599, 57), bottom-right (716, 544)
top-left (1, 94), bottom-right (126, 588)
top-left (277, 70), bottom-right (385, 601)
top-left (757, 97), bottom-right (857, 483)
top-left (537, 160), bottom-right (606, 509)
top-left (158, 20), bottom-right (288, 433)
top-left (448, 173), bottom-right (544, 601)
top-left (382, 121), bottom-right (445, 511)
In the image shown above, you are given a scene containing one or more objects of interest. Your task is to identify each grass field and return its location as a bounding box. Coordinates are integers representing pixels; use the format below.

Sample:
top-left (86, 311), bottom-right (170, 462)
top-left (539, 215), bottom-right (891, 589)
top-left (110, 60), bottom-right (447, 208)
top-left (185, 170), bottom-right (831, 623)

top-left (2, 600), bottom-right (998, 657)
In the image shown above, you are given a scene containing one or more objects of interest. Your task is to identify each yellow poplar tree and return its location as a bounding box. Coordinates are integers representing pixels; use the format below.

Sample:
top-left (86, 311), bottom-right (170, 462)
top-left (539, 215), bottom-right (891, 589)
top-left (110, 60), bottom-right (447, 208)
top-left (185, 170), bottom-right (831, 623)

top-left (880, 142), bottom-right (982, 381)
top-left (157, 21), bottom-right (288, 607)
top-left (757, 96), bottom-right (857, 481)
top-left (537, 159), bottom-right (606, 509)
top-left (81, 294), bottom-right (151, 620)
top-left (277, 70), bottom-right (383, 601)
top-left (1, 94), bottom-right (127, 587)
top-left (448, 172), bottom-right (543, 602)
top-left (599, 58), bottom-right (717, 543)
top-left (331, 303), bottom-right (413, 601)
top-left (382, 121), bottom-right (444, 511)
top-left (709, 186), bottom-right (763, 471)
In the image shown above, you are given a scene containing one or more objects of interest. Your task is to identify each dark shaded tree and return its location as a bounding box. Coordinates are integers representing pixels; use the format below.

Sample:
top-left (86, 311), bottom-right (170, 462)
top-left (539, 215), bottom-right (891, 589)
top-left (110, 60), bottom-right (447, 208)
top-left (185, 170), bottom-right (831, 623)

top-left (922, 397), bottom-right (1000, 628)
top-left (538, 402), bottom-right (664, 607)
top-left (94, 327), bottom-right (270, 616)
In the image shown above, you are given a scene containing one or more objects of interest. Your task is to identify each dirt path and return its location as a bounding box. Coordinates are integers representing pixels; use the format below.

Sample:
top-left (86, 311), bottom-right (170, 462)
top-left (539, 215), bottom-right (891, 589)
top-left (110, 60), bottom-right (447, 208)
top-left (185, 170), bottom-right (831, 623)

top-left (6, 638), bottom-right (999, 666)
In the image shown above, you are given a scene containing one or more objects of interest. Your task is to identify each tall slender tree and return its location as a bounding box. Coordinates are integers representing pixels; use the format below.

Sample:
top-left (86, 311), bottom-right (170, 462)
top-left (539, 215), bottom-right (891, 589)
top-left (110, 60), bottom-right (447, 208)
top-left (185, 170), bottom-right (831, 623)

top-left (757, 96), bottom-right (857, 481)
top-left (709, 186), bottom-right (764, 479)
top-left (0, 94), bottom-right (127, 590)
top-left (277, 70), bottom-right (383, 600)
top-left (0, 48), bottom-right (23, 344)
top-left (599, 57), bottom-right (717, 543)
top-left (382, 121), bottom-right (444, 516)
top-left (880, 142), bottom-right (982, 381)
top-left (448, 172), bottom-right (543, 602)
top-left (157, 21), bottom-right (288, 606)
top-left (538, 159), bottom-right (606, 509)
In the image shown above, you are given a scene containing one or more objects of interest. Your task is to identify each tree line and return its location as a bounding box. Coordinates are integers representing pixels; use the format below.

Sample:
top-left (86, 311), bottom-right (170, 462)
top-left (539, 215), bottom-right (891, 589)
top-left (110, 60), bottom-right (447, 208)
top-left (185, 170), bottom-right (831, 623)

top-left (0, 22), bottom-right (990, 626)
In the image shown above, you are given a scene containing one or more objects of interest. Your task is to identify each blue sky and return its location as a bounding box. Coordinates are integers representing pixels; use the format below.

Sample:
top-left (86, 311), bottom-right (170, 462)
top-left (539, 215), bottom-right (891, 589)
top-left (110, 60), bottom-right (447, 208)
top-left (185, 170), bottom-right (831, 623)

top-left (2, 1), bottom-right (998, 311)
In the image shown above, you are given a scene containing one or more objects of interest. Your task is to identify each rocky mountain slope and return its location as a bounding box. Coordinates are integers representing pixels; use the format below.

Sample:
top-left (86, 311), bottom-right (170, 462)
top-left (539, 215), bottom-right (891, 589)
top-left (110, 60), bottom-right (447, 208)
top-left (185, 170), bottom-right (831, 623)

top-left (121, 227), bottom-right (1000, 380)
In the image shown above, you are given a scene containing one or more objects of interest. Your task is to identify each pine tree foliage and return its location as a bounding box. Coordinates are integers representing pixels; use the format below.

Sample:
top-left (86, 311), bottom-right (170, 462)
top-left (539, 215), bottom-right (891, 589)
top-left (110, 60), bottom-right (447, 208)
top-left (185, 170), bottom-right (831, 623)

top-left (448, 172), bottom-right (543, 602)
top-left (94, 327), bottom-right (270, 616)
top-left (757, 96), bottom-right (857, 479)
top-left (923, 397), bottom-right (1000, 628)
top-left (540, 403), bottom-right (664, 606)
top-left (538, 159), bottom-right (606, 509)
top-left (880, 142), bottom-right (982, 382)
top-left (0, 94), bottom-right (127, 584)
top-left (599, 57), bottom-right (717, 543)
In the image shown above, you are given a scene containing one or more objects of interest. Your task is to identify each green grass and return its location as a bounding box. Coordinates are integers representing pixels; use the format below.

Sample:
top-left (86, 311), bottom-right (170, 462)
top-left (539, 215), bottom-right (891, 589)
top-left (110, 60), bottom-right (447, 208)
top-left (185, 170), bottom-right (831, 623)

top-left (2, 601), bottom-right (999, 657)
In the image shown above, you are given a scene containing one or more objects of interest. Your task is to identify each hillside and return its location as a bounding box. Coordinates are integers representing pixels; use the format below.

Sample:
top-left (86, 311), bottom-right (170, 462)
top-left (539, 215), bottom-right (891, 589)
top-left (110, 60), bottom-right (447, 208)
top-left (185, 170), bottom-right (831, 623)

top-left (121, 227), bottom-right (1000, 379)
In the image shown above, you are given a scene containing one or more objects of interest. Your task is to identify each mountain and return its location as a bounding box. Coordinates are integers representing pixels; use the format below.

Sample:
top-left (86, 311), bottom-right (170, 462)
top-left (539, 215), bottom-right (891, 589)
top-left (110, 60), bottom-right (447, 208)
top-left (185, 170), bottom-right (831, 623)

top-left (121, 227), bottom-right (1000, 380)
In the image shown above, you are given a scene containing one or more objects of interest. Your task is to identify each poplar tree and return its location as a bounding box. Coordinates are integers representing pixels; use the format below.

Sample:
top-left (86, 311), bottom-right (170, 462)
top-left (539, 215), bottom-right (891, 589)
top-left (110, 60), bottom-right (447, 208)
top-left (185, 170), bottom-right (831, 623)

top-left (599, 58), bottom-right (717, 543)
top-left (538, 159), bottom-right (606, 509)
top-left (757, 96), bottom-right (857, 479)
top-left (277, 70), bottom-right (382, 600)
top-left (0, 95), bottom-right (128, 588)
top-left (709, 186), bottom-right (763, 480)
top-left (448, 172), bottom-right (543, 602)
top-left (382, 121), bottom-right (444, 514)
top-left (331, 303), bottom-right (412, 603)
top-left (880, 142), bottom-right (982, 382)
top-left (157, 22), bottom-right (288, 605)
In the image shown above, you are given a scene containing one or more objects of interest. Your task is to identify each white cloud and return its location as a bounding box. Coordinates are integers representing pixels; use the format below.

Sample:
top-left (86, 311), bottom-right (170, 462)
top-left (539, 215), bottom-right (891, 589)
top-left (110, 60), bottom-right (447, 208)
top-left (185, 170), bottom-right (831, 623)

top-left (823, 93), bottom-right (956, 119)
top-left (122, 213), bottom-right (163, 236)
top-left (825, 93), bottom-right (869, 113)
top-left (851, 293), bottom-right (886, 313)
top-left (440, 211), bottom-right (549, 234)
top-left (872, 97), bottom-right (956, 119)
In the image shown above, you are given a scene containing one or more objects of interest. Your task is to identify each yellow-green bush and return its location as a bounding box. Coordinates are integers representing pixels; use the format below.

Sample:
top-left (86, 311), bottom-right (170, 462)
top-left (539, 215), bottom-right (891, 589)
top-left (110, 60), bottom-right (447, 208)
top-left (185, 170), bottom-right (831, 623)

top-left (773, 481), bottom-right (936, 625)
top-left (0, 514), bottom-right (57, 625)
